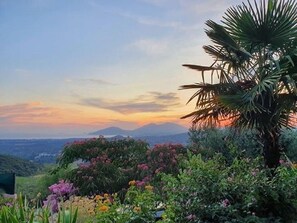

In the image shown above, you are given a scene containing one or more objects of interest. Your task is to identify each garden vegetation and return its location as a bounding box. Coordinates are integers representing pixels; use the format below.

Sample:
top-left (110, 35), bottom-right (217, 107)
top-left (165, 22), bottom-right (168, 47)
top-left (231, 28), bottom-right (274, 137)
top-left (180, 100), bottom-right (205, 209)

top-left (2, 0), bottom-right (297, 222)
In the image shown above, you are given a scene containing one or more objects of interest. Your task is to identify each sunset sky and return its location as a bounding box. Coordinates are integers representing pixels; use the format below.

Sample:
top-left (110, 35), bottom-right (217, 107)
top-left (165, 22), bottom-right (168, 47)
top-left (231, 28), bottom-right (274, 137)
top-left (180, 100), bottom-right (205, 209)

top-left (0, 0), bottom-right (238, 138)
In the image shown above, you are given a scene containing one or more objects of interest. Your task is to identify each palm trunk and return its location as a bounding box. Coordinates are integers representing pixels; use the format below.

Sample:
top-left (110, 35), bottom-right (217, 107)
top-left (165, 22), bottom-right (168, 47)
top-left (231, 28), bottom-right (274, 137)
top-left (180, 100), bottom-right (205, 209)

top-left (262, 130), bottom-right (281, 169)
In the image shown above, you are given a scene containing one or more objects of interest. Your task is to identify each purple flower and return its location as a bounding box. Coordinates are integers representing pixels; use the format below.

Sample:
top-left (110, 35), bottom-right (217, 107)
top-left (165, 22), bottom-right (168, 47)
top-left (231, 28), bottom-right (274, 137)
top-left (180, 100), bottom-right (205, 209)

top-left (5, 202), bottom-right (13, 207)
top-left (137, 163), bottom-right (149, 171)
top-left (186, 214), bottom-right (196, 220)
top-left (221, 199), bottom-right (230, 208)
top-left (43, 194), bottom-right (59, 213)
top-left (279, 159), bottom-right (285, 164)
top-left (43, 179), bottom-right (77, 213)
top-left (136, 180), bottom-right (145, 187)
top-left (48, 180), bottom-right (76, 197)
top-left (251, 168), bottom-right (259, 176)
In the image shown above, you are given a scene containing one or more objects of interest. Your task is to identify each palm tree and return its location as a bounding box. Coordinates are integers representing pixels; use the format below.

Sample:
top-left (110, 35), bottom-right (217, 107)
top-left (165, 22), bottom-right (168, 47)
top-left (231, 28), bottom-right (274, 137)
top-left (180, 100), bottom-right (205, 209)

top-left (181, 0), bottom-right (297, 168)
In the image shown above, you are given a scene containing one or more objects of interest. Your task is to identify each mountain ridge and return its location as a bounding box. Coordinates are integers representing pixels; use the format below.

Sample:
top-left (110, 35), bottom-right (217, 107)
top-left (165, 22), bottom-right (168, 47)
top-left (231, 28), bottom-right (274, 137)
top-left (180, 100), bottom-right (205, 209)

top-left (89, 122), bottom-right (188, 137)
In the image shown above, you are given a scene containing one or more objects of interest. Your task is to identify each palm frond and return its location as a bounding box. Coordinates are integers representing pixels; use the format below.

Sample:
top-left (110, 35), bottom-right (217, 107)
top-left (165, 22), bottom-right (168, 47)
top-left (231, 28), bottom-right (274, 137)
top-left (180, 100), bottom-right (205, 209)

top-left (181, 0), bottom-right (297, 135)
top-left (182, 64), bottom-right (221, 71)
top-left (223, 0), bottom-right (297, 49)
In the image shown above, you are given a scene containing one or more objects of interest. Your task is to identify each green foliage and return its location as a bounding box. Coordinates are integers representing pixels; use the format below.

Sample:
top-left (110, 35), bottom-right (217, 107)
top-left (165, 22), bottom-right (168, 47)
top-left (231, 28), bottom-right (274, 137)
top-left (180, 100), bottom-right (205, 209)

top-left (95, 184), bottom-right (160, 223)
top-left (280, 129), bottom-right (297, 162)
top-left (188, 127), bottom-right (261, 163)
top-left (16, 166), bottom-right (72, 201)
top-left (0, 154), bottom-right (41, 176)
top-left (11, 131), bottom-right (297, 222)
top-left (56, 137), bottom-right (148, 195)
top-left (0, 193), bottom-right (78, 223)
top-left (161, 154), bottom-right (297, 222)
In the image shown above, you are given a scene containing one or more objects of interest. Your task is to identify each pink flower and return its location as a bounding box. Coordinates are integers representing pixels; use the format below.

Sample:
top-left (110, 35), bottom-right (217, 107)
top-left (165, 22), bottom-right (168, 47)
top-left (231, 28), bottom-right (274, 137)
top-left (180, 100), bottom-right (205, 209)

top-left (48, 180), bottom-right (76, 197)
top-left (136, 180), bottom-right (145, 187)
top-left (137, 163), bottom-right (149, 170)
top-left (186, 214), bottom-right (196, 220)
top-left (251, 168), bottom-right (259, 176)
top-left (221, 198), bottom-right (230, 208)
top-left (279, 159), bottom-right (285, 164)
top-left (43, 194), bottom-right (59, 213)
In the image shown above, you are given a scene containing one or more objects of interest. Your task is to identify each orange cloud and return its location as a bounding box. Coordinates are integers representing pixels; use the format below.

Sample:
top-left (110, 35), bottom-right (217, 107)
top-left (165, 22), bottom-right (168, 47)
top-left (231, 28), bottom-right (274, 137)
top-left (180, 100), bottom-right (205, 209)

top-left (0, 102), bottom-right (84, 125)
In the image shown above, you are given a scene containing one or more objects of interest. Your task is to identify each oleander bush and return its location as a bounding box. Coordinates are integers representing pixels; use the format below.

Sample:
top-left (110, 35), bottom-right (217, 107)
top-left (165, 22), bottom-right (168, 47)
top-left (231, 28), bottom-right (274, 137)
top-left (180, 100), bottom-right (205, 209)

top-left (135, 143), bottom-right (187, 191)
top-left (55, 137), bottom-right (188, 196)
top-left (56, 137), bottom-right (149, 195)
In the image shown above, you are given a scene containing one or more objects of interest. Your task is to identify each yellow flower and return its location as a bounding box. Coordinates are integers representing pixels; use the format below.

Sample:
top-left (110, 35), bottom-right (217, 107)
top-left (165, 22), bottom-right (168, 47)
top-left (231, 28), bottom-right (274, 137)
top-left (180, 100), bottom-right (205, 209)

top-left (145, 185), bottom-right (153, 191)
top-left (133, 206), bottom-right (141, 213)
top-left (104, 193), bottom-right (109, 198)
top-left (95, 195), bottom-right (104, 201)
top-left (104, 199), bottom-right (111, 204)
top-left (129, 180), bottom-right (136, 186)
top-left (99, 205), bottom-right (109, 212)
top-left (292, 163), bottom-right (297, 168)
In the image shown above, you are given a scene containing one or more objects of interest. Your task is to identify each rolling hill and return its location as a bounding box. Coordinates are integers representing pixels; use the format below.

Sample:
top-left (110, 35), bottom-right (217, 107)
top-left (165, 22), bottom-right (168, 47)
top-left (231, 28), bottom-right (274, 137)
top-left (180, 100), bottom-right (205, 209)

top-left (0, 154), bottom-right (41, 176)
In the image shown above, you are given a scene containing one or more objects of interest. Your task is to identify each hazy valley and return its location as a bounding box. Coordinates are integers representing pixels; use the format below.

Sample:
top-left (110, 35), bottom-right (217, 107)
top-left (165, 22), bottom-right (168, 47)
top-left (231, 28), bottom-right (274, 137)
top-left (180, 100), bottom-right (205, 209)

top-left (0, 122), bottom-right (189, 164)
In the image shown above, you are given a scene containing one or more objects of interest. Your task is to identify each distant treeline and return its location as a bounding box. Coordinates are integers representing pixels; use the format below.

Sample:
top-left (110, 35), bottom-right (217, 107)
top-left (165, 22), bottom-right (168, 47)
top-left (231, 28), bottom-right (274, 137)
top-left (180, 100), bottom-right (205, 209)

top-left (0, 154), bottom-right (42, 176)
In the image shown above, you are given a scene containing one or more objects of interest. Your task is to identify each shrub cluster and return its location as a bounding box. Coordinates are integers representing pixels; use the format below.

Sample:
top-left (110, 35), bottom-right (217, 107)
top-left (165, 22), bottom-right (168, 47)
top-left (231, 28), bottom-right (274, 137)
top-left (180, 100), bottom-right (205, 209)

top-left (56, 137), bottom-right (148, 195)
top-left (56, 137), bottom-right (186, 196)
top-left (11, 134), bottom-right (297, 222)
top-left (162, 154), bottom-right (297, 222)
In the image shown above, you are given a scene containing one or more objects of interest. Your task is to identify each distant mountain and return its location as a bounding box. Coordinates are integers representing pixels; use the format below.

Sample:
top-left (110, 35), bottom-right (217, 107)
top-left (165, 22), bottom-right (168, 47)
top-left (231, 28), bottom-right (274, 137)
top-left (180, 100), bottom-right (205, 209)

top-left (89, 122), bottom-right (188, 137)
top-left (91, 127), bottom-right (127, 136)
top-left (134, 132), bottom-right (189, 146)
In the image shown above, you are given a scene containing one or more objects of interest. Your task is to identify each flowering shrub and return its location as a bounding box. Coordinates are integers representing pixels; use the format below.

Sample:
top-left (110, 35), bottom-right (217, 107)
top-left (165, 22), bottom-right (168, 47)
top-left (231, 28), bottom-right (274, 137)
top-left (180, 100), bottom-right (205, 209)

top-left (136, 144), bottom-right (187, 189)
top-left (95, 182), bottom-right (161, 223)
top-left (56, 137), bottom-right (148, 195)
top-left (147, 144), bottom-right (186, 175)
top-left (61, 196), bottom-right (97, 222)
top-left (161, 154), bottom-right (297, 222)
top-left (43, 180), bottom-right (77, 213)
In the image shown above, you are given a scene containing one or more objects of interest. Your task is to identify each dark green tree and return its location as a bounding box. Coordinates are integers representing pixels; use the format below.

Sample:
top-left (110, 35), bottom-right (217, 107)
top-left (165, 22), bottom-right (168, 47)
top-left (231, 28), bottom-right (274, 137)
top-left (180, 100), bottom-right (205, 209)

top-left (181, 0), bottom-right (297, 168)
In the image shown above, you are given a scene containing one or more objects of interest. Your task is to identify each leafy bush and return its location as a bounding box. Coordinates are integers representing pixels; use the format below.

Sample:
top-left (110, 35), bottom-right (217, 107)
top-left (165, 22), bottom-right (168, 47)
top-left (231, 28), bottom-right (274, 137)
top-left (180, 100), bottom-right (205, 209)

top-left (135, 143), bottom-right (187, 193)
top-left (188, 127), bottom-right (261, 162)
top-left (280, 129), bottom-right (297, 162)
top-left (161, 154), bottom-right (297, 222)
top-left (95, 182), bottom-right (161, 223)
top-left (56, 137), bottom-right (148, 195)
